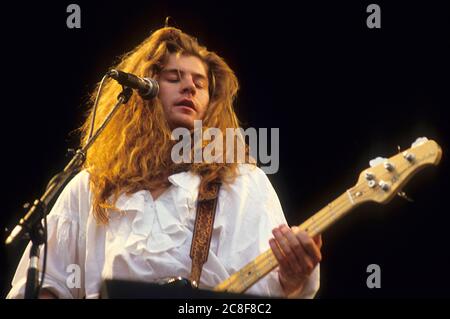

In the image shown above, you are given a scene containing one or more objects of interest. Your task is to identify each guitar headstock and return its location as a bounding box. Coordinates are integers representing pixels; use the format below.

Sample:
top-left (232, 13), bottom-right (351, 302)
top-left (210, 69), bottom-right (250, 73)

top-left (348, 138), bottom-right (442, 205)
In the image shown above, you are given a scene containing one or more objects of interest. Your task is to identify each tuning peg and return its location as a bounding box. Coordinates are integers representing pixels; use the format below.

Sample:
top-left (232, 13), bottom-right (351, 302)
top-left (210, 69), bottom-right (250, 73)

top-left (397, 191), bottom-right (414, 202)
top-left (368, 180), bottom-right (376, 188)
top-left (365, 172), bottom-right (375, 180)
top-left (384, 162), bottom-right (395, 172)
top-left (403, 151), bottom-right (415, 163)
top-left (379, 180), bottom-right (390, 192)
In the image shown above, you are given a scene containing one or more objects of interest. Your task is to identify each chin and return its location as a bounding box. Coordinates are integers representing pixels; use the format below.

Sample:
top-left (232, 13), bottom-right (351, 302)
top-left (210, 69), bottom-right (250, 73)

top-left (169, 114), bottom-right (196, 130)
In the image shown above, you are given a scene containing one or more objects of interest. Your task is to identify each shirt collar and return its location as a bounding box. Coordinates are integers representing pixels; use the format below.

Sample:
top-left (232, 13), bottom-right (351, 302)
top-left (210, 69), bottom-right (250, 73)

top-left (168, 170), bottom-right (201, 192)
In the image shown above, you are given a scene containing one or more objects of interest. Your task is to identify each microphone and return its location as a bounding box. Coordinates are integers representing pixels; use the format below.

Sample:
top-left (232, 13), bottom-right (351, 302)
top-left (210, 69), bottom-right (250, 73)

top-left (107, 69), bottom-right (159, 99)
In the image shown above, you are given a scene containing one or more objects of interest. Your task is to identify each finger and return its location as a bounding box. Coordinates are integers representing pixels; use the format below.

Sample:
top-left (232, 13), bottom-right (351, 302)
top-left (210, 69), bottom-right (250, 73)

top-left (269, 237), bottom-right (291, 273)
top-left (284, 227), bottom-right (316, 275)
top-left (272, 226), bottom-right (303, 274)
top-left (313, 234), bottom-right (323, 249)
top-left (280, 225), bottom-right (312, 273)
top-left (296, 230), bottom-right (322, 264)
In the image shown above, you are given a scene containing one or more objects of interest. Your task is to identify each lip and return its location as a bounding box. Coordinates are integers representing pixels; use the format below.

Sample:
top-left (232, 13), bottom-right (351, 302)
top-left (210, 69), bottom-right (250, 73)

top-left (174, 98), bottom-right (197, 111)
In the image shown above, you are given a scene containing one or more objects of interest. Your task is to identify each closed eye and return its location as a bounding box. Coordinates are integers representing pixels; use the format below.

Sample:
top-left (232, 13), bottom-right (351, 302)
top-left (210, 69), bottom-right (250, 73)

top-left (195, 81), bottom-right (206, 89)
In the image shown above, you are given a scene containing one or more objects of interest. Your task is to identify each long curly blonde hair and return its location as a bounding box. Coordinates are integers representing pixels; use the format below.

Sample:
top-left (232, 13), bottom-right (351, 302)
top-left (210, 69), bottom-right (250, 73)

top-left (79, 27), bottom-right (248, 224)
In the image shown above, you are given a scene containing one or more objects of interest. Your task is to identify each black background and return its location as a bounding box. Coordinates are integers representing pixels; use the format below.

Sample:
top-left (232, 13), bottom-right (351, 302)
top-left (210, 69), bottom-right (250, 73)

top-left (1, 1), bottom-right (449, 298)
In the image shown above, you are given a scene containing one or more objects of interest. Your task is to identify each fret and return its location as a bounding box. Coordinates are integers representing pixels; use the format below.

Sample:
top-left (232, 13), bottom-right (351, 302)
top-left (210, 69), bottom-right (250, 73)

top-left (213, 139), bottom-right (441, 295)
top-left (215, 192), bottom-right (354, 293)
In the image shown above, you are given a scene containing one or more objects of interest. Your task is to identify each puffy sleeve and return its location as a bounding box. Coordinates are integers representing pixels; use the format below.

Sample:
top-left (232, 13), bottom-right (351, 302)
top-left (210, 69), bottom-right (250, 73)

top-left (218, 165), bottom-right (320, 299)
top-left (6, 171), bottom-right (91, 299)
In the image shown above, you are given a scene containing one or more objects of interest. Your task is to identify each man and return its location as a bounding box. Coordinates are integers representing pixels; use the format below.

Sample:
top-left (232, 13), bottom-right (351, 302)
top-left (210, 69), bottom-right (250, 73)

top-left (7, 27), bottom-right (321, 299)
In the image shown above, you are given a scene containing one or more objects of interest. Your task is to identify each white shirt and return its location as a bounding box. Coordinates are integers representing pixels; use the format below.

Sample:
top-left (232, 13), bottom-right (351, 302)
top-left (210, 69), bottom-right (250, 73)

top-left (7, 164), bottom-right (319, 299)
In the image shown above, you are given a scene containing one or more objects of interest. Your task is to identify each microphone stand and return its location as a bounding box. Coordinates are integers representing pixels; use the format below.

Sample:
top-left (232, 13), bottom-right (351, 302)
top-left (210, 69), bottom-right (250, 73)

top-left (6, 85), bottom-right (133, 299)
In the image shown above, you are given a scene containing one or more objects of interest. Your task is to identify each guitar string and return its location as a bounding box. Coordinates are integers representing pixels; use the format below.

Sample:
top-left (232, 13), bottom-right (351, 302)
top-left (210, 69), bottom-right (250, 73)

top-left (219, 193), bottom-right (354, 291)
top-left (217, 153), bottom-right (431, 292)
top-left (219, 192), bottom-right (355, 292)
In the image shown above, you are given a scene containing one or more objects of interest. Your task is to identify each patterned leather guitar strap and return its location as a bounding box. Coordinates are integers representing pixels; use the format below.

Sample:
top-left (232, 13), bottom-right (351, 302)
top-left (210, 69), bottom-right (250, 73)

top-left (189, 180), bottom-right (221, 288)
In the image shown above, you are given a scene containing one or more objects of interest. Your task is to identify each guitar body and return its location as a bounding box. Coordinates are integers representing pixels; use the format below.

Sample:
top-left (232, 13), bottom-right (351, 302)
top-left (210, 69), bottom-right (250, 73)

top-left (159, 277), bottom-right (194, 289)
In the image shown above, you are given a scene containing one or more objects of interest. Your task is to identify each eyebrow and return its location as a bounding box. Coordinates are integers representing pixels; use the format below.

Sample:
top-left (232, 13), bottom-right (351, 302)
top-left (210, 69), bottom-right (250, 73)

top-left (161, 68), bottom-right (208, 82)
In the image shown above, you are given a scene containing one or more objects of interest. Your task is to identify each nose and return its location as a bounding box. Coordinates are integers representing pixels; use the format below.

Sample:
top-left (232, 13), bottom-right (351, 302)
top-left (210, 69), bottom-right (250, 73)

top-left (179, 75), bottom-right (196, 96)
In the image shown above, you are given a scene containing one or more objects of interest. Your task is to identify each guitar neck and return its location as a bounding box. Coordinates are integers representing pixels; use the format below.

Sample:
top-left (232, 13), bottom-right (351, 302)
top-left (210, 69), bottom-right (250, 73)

top-left (214, 139), bottom-right (442, 294)
top-left (214, 191), bottom-right (356, 294)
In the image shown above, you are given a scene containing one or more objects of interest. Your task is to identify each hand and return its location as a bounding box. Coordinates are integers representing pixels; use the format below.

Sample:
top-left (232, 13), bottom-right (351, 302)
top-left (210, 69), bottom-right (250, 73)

top-left (269, 224), bottom-right (322, 297)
